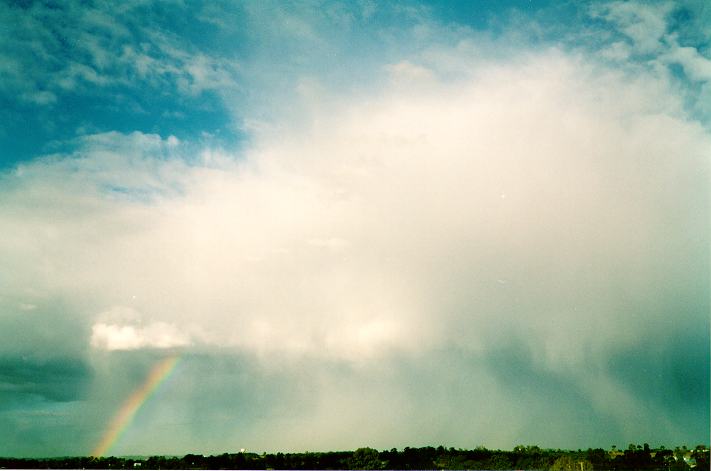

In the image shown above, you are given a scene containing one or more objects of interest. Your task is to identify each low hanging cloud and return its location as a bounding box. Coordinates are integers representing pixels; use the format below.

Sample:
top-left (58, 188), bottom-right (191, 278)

top-left (0, 19), bottom-right (708, 452)
top-left (3, 49), bottom-right (708, 362)
top-left (91, 322), bottom-right (191, 351)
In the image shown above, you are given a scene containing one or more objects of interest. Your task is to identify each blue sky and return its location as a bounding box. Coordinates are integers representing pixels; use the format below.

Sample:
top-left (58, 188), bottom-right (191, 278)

top-left (0, 0), bottom-right (709, 458)
top-left (1, 1), bottom-right (709, 166)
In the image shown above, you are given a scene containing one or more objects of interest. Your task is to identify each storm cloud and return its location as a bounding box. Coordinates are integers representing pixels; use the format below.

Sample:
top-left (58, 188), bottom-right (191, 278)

top-left (0, 0), bottom-right (708, 457)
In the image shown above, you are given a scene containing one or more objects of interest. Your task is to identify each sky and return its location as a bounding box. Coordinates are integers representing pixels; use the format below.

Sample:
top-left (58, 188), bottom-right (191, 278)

top-left (0, 0), bottom-right (709, 458)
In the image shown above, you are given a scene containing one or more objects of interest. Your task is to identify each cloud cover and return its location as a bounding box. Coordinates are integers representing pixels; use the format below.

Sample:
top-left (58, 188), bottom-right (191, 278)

top-left (0, 0), bottom-right (709, 457)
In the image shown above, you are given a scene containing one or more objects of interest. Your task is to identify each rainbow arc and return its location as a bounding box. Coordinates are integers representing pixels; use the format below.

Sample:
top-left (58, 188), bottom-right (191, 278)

top-left (92, 354), bottom-right (180, 457)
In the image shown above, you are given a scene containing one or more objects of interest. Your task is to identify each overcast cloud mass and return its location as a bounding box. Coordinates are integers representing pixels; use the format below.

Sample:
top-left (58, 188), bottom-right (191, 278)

top-left (0, 0), bottom-right (709, 458)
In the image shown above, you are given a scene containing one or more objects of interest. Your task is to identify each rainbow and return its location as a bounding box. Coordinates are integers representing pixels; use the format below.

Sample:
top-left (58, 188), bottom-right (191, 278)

top-left (92, 354), bottom-right (180, 457)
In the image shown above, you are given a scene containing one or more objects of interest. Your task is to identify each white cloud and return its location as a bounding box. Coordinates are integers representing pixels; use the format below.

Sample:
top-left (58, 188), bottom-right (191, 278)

top-left (595, 1), bottom-right (673, 55)
top-left (386, 60), bottom-right (435, 84)
top-left (594, 1), bottom-right (711, 85)
top-left (664, 43), bottom-right (711, 82)
top-left (306, 237), bottom-right (351, 251)
top-left (590, 1), bottom-right (710, 123)
top-left (0, 1), bottom-right (238, 106)
top-left (1, 47), bottom-right (707, 369)
top-left (91, 321), bottom-right (191, 351)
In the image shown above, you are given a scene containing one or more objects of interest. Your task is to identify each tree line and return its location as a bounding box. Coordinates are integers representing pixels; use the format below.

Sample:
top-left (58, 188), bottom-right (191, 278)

top-left (1, 443), bottom-right (708, 470)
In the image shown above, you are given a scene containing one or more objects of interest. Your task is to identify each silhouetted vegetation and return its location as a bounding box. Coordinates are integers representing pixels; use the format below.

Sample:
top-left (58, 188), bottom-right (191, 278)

top-left (1, 443), bottom-right (708, 469)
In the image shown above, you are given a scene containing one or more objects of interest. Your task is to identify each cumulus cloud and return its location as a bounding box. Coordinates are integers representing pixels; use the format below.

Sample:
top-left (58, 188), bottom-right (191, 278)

top-left (90, 322), bottom-right (190, 351)
top-left (595, 1), bottom-right (673, 54)
top-left (593, 0), bottom-right (711, 116)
